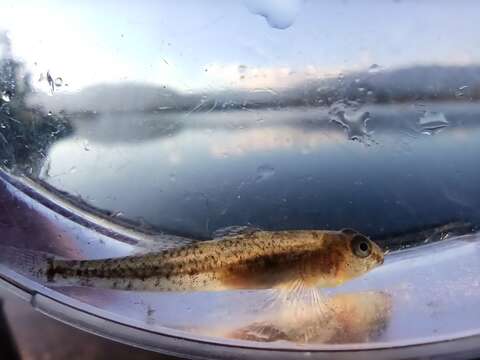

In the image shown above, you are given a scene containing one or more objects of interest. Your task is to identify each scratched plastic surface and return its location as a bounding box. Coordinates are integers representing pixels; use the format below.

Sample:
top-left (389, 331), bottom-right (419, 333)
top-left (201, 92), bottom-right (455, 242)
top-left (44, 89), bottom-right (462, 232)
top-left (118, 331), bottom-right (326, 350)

top-left (1, 1), bottom-right (480, 358)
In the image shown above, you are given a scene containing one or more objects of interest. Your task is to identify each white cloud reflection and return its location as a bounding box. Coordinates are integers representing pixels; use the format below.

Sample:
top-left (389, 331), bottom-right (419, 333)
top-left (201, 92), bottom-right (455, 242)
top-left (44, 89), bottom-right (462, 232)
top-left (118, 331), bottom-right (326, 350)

top-left (210, 126), bottom-right (344, 158)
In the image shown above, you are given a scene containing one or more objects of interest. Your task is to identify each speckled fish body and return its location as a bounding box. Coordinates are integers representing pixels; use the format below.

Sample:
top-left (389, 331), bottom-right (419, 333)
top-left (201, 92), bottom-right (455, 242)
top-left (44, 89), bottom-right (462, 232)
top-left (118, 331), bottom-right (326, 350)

top-left (46, 229), bottom-right (384, 292)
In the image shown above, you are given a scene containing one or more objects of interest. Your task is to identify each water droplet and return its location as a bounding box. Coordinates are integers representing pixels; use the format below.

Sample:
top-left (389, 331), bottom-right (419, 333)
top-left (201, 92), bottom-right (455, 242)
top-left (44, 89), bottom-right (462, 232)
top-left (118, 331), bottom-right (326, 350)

top-left (46, 71), bottom-right (55, 92)
top-left (418, 111), bottom-right (449, 135)
top-left (54, 77), bottom-right (63, 87)
top-left (112, 211), bottom-right (124, 218)
top-left (455, 85), bottom-right (469, 98)
top-left (368, 64), bottom-right (381, 73)
top-left (1, 91), bottom-right (11, 102)
top-left (69, 166), bottom-right (77, 174)
top-left (147, 306), bottom-right (155, 316)
top-left (328, 100), bottom-right (371, 143)
top-left (252, 88), bottom-right (278, 96)
top-left (47, 111), bottom-right (52, 116)
top-left (244, 0), bottom-right (303, 30)
top-left (255, 164), bottom-right (275, 182)
top-left (169, 173), bottom-right (176, 182)
top-left (83, 140), bottom-right (90, 151)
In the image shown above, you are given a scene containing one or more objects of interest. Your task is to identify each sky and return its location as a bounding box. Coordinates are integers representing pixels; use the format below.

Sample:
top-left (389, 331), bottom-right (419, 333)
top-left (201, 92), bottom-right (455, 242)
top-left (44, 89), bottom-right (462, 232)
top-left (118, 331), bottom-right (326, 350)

top-left (1, 0), bottom-right (480, 94)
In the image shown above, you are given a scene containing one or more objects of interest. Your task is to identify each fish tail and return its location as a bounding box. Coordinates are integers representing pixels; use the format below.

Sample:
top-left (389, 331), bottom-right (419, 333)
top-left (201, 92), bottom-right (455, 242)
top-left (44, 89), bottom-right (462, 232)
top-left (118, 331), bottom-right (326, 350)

top-left (46, 257), bottom-right (100, 280)
top-left (0, 245), bottom-right (53, 281)
top-left (45, 256), bottom-right (56, 282)
top-left (44, 257), bottom-right (122, 288)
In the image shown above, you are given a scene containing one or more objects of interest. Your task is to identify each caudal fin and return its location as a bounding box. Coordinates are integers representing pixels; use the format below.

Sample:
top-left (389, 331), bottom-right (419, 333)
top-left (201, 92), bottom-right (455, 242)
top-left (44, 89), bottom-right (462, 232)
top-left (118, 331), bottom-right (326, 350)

top-left (0, 246), bottom-right (55, 282)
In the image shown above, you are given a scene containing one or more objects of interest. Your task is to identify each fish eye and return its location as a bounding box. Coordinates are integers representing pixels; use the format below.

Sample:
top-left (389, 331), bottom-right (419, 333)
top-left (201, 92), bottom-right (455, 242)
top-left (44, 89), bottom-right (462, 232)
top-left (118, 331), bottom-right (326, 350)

top-left (351, 235), bottom-right (372, 258)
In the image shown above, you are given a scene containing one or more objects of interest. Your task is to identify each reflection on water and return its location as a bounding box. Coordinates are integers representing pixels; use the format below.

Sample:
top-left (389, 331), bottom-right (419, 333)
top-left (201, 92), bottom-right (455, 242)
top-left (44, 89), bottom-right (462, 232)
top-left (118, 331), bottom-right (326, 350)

top-left (35, 104), bottom-right (480, 242)
top-left (219, 291), bottom-right (392, 344)
top-left (1, 29), bottom-right (480, 243)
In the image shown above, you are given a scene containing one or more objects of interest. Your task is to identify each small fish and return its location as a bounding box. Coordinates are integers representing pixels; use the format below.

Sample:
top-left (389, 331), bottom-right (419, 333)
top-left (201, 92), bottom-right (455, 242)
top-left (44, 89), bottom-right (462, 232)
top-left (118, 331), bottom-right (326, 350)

top-left (44, 228), bottom-right (383, 292)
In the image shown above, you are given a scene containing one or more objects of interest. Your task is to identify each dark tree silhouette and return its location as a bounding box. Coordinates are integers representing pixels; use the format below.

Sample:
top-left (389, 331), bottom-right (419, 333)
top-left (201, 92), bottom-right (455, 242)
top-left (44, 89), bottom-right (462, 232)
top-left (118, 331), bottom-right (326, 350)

top-left (0, 32), bottom-right (73, 175)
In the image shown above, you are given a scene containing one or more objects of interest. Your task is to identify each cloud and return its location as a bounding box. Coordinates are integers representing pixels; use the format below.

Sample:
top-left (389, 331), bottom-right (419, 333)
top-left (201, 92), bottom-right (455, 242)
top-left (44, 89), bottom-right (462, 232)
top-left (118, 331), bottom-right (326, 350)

top-left (203, 63), bottom-right (344, 90)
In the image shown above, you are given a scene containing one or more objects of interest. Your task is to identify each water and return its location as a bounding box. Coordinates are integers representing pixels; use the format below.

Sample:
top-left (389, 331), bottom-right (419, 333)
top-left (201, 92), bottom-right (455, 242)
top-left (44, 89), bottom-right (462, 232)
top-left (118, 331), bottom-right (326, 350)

top-left (31, 103), bottom-right (480, 241)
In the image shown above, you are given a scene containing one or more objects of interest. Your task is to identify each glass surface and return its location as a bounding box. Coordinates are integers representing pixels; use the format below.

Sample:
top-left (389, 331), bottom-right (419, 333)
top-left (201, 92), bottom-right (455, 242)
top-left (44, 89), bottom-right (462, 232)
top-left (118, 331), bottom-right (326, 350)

top-left (1, 1), bottom-right (480, 358)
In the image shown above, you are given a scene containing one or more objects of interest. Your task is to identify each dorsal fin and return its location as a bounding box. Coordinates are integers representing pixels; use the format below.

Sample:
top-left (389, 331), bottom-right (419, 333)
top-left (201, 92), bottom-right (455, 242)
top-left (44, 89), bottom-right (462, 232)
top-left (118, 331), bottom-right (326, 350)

top-left (212, 225), bottom-right (262, 239)
top-left (133, 234), bottom-right (196, 254)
